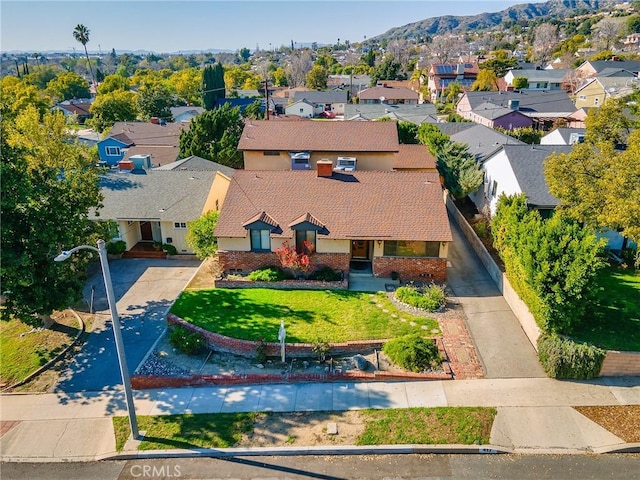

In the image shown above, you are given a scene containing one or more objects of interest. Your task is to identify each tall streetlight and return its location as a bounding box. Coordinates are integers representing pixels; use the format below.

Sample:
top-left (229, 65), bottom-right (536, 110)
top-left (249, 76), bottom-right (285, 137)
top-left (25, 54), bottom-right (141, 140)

top-left (55, 239), bottom-right (139, 439)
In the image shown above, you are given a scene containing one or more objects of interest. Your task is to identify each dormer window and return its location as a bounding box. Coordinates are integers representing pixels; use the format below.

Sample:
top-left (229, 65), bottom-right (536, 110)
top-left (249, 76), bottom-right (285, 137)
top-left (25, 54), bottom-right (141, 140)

top-left (290, 151), bottom-right (310, 170)
top-left (250, 229), bottom-right (271, 251)
top-left (242, 211), bottom-right (280, 252)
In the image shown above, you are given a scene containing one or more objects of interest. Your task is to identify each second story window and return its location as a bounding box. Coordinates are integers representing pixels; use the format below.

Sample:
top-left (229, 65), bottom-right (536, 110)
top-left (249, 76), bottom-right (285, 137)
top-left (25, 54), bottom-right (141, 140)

top-left (106, 146), bottom-right (121, 156)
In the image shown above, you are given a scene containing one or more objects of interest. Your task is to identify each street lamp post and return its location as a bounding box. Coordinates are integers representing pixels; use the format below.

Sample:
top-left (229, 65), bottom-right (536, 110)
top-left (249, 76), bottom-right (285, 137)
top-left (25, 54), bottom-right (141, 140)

top-left (55, 239), bottom-right (139, 439)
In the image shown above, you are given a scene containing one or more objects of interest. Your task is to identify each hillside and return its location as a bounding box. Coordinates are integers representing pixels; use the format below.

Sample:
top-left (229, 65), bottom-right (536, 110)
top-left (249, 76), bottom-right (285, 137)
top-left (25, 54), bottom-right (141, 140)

top-left (371, 0), bottom-right (626, 40)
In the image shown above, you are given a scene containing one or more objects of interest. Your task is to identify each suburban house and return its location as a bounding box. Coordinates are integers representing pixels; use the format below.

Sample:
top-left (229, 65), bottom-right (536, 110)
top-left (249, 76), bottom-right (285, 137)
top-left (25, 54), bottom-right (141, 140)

top-left (461, 101), bottom-right (533, 130)
top-left (327, 74), bottom-right (371, 98)
top-left (153, 155), bottom-right (235, 173)
top-left (97, 121), bottom-right (185, 166)
top-left (344, 103), bottom-right (438, 124)
top-left (503, 69), bottom-right (569, 90)
top-left (573, 70), bottom-right (639, 108)
top-left (357, 84), bottom-right (419, 105)
top-left (472, 144), bottom-right (572, 217)
top-left (448, 124), bottom-right (526, 162)
top-left (288, 90), bottom-right (348, 117)
top-left (575, 60), bottom-right (640, 78)
top-left (237, 120), bottom-right (400, 171)
top-left (170, 106), bottom-right (205, 123)
top-left (456, 90), bottom-right (577, 130)
top-left (426, 63), bottom-right (479, 102)
top-left (393, 144), bottom-right (437, 172)
top-left (214, 169), bottom-right (452, 282)
top-left (284, 99), bottom-right (315, 118)
top-left (93, 167), bottom-right (232, 256)
top-left (566, 107), bottom-right (590, 128)
top-left (52, 99), bottom-right (93, 123)
top-left (540, 128), bottom-right (586, 145)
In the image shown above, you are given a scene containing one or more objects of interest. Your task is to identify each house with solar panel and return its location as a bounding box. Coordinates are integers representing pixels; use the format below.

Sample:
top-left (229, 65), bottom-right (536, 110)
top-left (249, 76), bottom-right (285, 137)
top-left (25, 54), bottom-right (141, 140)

top-left (426, 63), bottom-right (480, 103)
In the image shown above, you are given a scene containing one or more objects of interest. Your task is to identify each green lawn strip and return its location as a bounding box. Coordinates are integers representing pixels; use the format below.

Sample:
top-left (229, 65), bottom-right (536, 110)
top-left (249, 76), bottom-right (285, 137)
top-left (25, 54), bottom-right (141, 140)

top-left (0, 316), bottom-right (79, 385)
top-left (113, 413), bottom-right (257, 451)
top-left (570, 267), bottom-right (640, 352)
top-left (356, 407), bottom-right (497, 445)
top-left (170, 289), bottom-right (439, 343)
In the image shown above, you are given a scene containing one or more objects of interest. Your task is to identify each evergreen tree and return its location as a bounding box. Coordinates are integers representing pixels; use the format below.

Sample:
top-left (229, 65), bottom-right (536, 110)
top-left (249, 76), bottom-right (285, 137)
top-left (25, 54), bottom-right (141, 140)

top-left (202, 62), bottom-right (225, 110)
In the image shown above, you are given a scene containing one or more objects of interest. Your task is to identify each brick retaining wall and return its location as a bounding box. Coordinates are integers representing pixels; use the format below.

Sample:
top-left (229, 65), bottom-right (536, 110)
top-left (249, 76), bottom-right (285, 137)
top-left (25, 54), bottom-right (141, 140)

top-left (373, 257), bottom-right (447, 283)
top-left (214, 279), bottom-right (348, 290)
top-left (599, 351), bottom-right (640, 376)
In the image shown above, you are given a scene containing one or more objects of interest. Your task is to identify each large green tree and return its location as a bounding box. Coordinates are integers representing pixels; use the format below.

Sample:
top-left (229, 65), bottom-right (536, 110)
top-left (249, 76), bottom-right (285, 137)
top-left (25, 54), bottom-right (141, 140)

top-left (202, 62), bottom-right (225, 110)
top-left (178, 102), bottom-right (244, 168)
top-left (72, 24), bottom-right (96, 89)
top-left (1, 107), bottom-right (103, 327)
top-left (417, 123), bottom-right (449, 156)
top-left (88, 89), bottom-right (138, 132)
top-left (305, 65), bottom-right (328, 90)
top-left (45, 71), bottom-right (90, 102)
top-left (436, 142), bottom-right (483, 199)
top-left (479, 50), bottom-right (519, 78)
top-left (136, 83), bottom-right (174, 121)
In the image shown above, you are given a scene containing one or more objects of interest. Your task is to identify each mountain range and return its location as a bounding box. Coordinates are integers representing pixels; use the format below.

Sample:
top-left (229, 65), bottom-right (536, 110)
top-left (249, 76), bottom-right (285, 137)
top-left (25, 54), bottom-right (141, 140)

top-left (371, 0), bottom-right (627, 41)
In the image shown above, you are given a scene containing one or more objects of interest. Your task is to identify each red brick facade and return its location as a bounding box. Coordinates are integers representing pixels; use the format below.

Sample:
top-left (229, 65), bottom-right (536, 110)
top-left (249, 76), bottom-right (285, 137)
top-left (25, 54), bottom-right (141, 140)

top-left (373, 257), bottom-right (447, 283)
top-left (217, 250), bottom-right (350, 276)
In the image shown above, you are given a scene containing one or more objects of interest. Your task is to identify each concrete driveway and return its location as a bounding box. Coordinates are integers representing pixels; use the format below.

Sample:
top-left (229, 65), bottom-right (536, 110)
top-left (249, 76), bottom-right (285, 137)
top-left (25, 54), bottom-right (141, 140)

top-left (55, 257), bottom-right (201, 393)
top-left (446, 213), bottom-right (546, 379)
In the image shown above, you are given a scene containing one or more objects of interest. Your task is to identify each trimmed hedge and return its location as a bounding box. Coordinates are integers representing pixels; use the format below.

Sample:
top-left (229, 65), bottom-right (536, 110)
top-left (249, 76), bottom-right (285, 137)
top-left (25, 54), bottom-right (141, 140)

top-left (247, 266), bottom-right (289, 282)
top-left (383, 334), bottom-right (442, 372)
top-left (169, 325), bottom-right (206, 355)
top-left (395, 284), bottom-right (446, 312)
top-left (537, 333), bottom-right (606, 379)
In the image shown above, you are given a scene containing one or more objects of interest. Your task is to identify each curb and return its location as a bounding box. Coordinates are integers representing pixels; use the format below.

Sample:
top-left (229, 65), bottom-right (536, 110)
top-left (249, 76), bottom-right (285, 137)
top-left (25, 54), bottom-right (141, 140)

top-left (0, 310), bottom-right (85, 393)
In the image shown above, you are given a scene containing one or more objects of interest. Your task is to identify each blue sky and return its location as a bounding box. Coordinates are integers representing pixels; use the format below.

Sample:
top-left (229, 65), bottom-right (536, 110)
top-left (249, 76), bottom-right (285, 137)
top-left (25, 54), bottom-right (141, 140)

top-left (2, 0), bottom-right (526, 53)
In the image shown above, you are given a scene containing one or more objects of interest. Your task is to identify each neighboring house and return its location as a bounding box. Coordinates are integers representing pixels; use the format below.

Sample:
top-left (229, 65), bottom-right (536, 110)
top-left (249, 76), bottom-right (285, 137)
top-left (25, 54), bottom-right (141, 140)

top-left (92, 169), bottom-right (232, 255)
top-left (52, 100), bottom-right (93, 123)
top-left (540, 128), bottom-right (586, 145)
top-left (449, 124), bottom-right (526, 162)
top-left (503, 69), bottom-right (569, 90)
top-left (120, 145), bottom-right (180, 168)
top-left (215, 97), bottom-right (263, 113)
top-left (393, 145), bottom-right (437, 172)
top-left (573, 71), bottom-right (639, 108)
top-left (238, 120), bottom-right (399, 171)
top-left (327, 74), bottom-right (371, 98)
top-left (343, 103), bottom-right (438, 124)
top-left (154, 155), bottom-right (235, 174)
top-left (472, 145), bottom-right (572, 217)
top-left (566, 107), bottom-right (590, 128)
top-left (357, 85), bottom-right (419, 105)
top-left (457, 90), bottom-right (577, 130)
top-left (97, 121), bottom-right (185, 166)
top-left (426, 63), bottom-right (479, 102)
top-left (214, 169), bottom-right (452, 282)
top-left (289, 90), bottom-right (348, 116)
top-left (170, 106), bottom-right (205, 123)
top-left (575, 60), bottom-right (640, 78)
top-left (68, 128), bottom-right (101, 147)
top-left (463, 101), bottom-right (532, 130)
top-left (284, 99), bottom-right (315, 118)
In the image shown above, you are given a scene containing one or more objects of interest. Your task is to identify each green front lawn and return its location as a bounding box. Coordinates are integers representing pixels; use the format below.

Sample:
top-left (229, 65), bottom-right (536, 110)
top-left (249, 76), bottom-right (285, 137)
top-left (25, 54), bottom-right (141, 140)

top-left (170, 289), bottom-right (440, 343)
top-left (571, 267), bottom-right (640, 351)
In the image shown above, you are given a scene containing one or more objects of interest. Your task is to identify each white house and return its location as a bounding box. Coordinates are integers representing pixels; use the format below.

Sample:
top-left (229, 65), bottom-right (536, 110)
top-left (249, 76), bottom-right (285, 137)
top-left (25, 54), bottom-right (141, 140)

top-left (540, 128), bottom-right (586, 145)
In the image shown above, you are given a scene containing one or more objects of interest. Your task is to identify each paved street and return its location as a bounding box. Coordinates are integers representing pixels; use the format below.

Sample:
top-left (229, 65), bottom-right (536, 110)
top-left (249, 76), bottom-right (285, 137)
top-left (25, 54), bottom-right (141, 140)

top-left (54, 258), bottom-right (201, 392)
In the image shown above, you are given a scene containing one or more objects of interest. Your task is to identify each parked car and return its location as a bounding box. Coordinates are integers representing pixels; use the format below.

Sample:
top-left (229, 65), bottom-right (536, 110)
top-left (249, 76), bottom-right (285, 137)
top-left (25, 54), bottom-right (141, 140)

top-left (318, 110), bottom-right (336, 119)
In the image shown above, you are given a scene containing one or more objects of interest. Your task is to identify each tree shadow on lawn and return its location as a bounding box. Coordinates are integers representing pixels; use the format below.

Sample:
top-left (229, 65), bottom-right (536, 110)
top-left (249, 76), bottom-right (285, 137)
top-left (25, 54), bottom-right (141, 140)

top-left (173, 289), bottom-right (317, 341)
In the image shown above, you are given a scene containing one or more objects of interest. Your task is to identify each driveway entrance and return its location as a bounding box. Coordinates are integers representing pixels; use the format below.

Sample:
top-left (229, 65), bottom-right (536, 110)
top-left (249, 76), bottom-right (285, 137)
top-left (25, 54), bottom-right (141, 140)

top-left (55, 257), bottom-right (201, 392)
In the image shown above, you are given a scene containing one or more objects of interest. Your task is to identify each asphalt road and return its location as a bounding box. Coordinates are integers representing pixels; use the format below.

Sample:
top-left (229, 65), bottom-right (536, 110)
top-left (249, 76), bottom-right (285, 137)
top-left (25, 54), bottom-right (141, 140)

top-left (54, 258), bottom-right (201, 392)
top-left (2, 454), bottom-right (639, 480)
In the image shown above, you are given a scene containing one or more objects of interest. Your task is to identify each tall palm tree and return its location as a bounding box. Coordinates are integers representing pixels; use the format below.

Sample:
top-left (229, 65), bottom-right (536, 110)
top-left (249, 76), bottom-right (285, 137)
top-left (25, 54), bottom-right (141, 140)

top-left (73, 24), bottom-right (96, 91)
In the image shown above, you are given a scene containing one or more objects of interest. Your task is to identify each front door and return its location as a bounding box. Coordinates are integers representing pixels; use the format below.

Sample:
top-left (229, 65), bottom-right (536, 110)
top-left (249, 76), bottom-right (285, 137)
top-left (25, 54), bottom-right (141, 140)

top-left (140, 221), bottom-right (153, 241)
top-left (351, 240), bottom-right (370, 259)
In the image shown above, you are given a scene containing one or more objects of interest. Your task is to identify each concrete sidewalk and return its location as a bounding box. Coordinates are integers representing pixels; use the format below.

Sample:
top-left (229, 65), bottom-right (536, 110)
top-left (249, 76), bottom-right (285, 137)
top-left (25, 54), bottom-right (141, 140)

top-left (2, 377), bottom-right (639, 461)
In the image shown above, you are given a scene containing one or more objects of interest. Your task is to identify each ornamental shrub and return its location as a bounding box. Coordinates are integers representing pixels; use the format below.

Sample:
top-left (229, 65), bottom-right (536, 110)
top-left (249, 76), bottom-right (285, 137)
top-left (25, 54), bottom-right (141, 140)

top-left (162, 243), bottom-right (177, 255)
top-left (383, 334), bottom-right (441, 372)
top-left (106, 240), bottom-right (126, 255)
top-left (247, 266), bottom-right (288, 282)
top-left (310, 266), bottom-right (342, 282)
top-left (537, 334), bottom-right (606, 379)
top-left (395, 284), bottom-right (445, 312)
top-left (169, 325), bottom-right (206, 355)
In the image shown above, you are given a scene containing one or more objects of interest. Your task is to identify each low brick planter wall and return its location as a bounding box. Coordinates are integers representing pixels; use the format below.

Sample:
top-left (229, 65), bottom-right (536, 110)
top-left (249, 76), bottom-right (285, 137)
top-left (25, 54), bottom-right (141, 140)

top-left (374, 257), bottom-right (447, 283)
top-left (214, 279), bottom-right (348, 290)
top-left (600, 351), bottom-right (640, 376)
top-left (168, 313), bottom-right (383, 358)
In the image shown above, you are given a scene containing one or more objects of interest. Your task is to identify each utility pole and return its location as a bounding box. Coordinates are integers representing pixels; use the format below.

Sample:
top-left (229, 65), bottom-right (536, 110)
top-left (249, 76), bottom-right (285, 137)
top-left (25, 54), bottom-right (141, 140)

top-left (264, 78), bottom-right (270, 120)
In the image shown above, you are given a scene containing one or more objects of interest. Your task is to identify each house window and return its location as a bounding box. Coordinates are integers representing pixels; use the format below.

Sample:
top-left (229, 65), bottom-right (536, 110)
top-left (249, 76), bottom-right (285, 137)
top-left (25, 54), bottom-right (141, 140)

top-left (383, 241), bottom-right (440, 258)
top-left (174, 222), bottom-right (187, 229)
top-left (263, 151), bottom-right (280, 156)
top-left (579, 95), bottom-right (587, 100)
top-left (105, 146), bottom-right (121, 156)
top-left (295, 230), bottom-right (315, 253)
top-left (594, 98), bottom-right (600, 106)
top-left (491, 180), bottom-right (498, 197)
top-left (250, 229), bottom-right (271, 251)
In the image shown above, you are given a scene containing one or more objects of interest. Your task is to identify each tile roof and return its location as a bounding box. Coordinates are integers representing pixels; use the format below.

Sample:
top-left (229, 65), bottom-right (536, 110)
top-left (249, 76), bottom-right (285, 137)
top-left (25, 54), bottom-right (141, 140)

top-left (499, 145), bottom-right (573, 208)
top-left (215, 170), bottom-right (452, 242)
top-left (92, 170), bottom-right (217, 222)
top-left (55, 102), bottom-right (92, 116)
top-left (237, 120), bottom-right (399, 152)
top-left (358, 86), bottom-right (419, 101)
top-left (107, 121), bottom-right (186, 146)
top-left (393, 145), bottom-right (437, 170)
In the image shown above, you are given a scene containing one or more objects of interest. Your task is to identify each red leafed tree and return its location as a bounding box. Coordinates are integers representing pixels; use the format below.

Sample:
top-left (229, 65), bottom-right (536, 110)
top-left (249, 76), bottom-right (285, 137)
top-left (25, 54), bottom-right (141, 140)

top-left (275, 240), bottom-right (314, 278)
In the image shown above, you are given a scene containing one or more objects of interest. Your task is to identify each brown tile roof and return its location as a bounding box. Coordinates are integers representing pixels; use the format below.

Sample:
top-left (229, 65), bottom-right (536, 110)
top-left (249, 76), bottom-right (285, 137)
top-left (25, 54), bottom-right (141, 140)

top-left (123, 146), bottom-right (179, 167)
top-left (238, 120), bottom-right (399, 152)
top-left (358, 86), bottom-right (419, 101)
top-left (56, 102), bottom-right (92, 116)
top-left (393, 145), bottom-right (437, 170)
top-left (215, 170), bottom-right (452, 242)
top-left (107, 121), bottom-right (186, 146)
